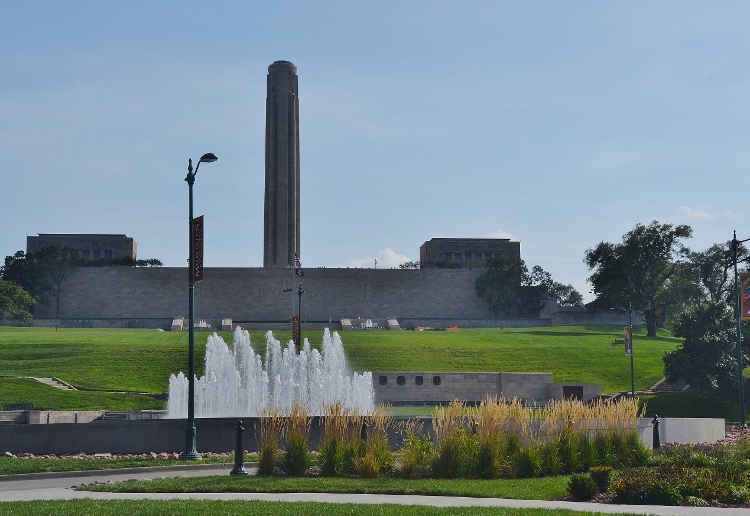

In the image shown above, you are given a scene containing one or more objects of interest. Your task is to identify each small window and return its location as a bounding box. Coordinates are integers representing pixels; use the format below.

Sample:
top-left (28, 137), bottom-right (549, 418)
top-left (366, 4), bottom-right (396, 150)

top-left (93, 250), bottom-right (101, 259)
top-left (444, 253), bottom-right (452, 260)
top-left (397, 375), bottom-right (406, 386)
top-left (454, 253), bottom-right (462, 261)
top-left (475, 253), bottom-right (482, 260)
top-left (82, 250), bottom-right (89, 258)
top-left (378, 376), bottom-right (387, 385)
top-left (432, 375), bottom-right (441, 386)
top-left (105, 250), bottom-right (113, 259)
top-left (415, 376), bottom-right (423, 385)
top-left (464, 253), bottom-right (471, 260)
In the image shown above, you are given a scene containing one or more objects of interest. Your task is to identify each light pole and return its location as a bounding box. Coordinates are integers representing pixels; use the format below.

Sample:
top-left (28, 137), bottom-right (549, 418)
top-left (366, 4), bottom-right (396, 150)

top-left (181, 152), bottom-right (217, 461)
top-left (283, 283), bottom-right (304, 352)
top-left (626, 302), bottom-right (635, 398)
top-left (733, 231), bottom-right (748, 429)
top-left (611, 303), bottom-right (635, 397)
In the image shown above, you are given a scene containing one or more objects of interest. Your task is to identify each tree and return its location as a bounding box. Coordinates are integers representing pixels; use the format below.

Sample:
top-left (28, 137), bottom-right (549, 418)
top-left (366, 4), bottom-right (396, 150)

top-left (663, 301), bottom-right (749, 401)
top-left (585, 220), bottom-right (693, 336)
top-left (398, 261), bottom-right (421, 269)
top-left (529, 265), bottom-right (583, 305)
top-left (690, 241), bottom-right (750, 304)
top-left (31, 245), bottom-right (80, 318)
top-left (1, 251), bottom-right (52, 306)
top-left (0, 280), bottom-right (34, 322)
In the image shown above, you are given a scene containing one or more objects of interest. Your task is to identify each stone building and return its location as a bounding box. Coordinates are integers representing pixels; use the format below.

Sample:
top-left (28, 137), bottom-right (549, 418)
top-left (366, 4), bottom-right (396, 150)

top-left (419, 238), bottom-right (520, 268)
top-left (26, 234), bottom-right (137, 261)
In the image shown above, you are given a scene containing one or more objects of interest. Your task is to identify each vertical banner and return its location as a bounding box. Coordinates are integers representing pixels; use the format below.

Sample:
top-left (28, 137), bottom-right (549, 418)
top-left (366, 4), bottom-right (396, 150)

top-left (741, 272), bottom-right (750, 321)
top-left (192, 215), bottom-right (204, 285)
top-left (291, 315), bottom-right (300, 349)
top-left (624, 326), bottom-right (632, 356)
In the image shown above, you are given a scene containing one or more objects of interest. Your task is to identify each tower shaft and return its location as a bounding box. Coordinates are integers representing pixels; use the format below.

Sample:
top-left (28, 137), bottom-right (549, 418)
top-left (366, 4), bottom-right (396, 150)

top-left (263, 60), bottom-right (300, 268)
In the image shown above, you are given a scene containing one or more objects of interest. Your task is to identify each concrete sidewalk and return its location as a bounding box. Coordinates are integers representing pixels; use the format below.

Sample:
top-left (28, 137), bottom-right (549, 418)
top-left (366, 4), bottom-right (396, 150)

top-left (0, 465), bottom-right (749, 515)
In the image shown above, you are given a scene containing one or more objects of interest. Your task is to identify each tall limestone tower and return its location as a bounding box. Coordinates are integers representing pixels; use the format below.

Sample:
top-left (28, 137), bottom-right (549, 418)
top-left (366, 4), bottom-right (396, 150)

top-left (263, 60), bottom-right (300, 268)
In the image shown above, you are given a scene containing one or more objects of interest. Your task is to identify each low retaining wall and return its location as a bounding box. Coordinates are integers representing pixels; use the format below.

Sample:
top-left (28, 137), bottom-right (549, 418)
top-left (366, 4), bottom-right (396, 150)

top-left (0, 417), bottom-right (726, 455)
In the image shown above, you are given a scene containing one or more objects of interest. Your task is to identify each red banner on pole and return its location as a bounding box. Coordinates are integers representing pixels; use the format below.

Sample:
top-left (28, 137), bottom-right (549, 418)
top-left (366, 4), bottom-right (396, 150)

top-left (291, 315), bottom-right (300, 349)
top-left (192, 215), bottom-right (204, 285)
top-left (624, 326), bottom-right (632, 356)
top-left (741, 273), bottom-right (750, 321)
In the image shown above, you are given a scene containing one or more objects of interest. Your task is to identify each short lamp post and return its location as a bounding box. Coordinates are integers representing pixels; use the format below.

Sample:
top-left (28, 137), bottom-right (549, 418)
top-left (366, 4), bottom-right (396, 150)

top-left (283, 283), bottom-right (304, 352)
top-left (732, 231), bottom-right (748, 429)
top-left (181, 152), bottom-right (218, 461)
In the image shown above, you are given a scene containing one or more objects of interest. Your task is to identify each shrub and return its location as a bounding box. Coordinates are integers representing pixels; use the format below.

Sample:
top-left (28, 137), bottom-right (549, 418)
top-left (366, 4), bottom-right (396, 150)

top-left (282, 431), bottom-right (311, 476)
top-left (395, 432), bottom-right (434, 479)
top-left (433, 428), bottom-right (478, 478)
top-left (510, 445), bottom-right (542, 479)
top-left (317, 435), bottom-right (341, 476)
top-left (588, 466), bottom-right (613, 493)
top-left (475, 434), bottom-right (504, 479)
top-left (568, 473), bottom-right (599, 501)
top-left (257, 436), bottom-right (278, 476)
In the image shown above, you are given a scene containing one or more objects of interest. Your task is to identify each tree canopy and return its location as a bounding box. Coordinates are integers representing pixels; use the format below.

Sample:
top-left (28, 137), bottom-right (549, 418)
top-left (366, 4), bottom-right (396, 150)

top-left (475, 257), bottom-right (581, 317)
top-left (585, 220), bottom-right (692, 336)
top-left (0, 279), bottom-right (34, 322)
top-left (663, 301), bottom-right (749, 401)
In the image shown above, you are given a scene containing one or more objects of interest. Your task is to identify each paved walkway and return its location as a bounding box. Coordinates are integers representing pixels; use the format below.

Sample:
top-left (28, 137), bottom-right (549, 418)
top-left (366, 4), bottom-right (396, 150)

top-left (0, 465), bottom-right (749, 515)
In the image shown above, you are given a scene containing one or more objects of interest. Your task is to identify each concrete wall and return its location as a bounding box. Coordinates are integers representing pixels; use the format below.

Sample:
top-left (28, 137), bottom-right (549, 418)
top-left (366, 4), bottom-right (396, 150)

top-left (32, 267), bottom-right (511, 325)
top-left (0, 416), bottom-right (724, 455)
top-left (372, 371), bottom-right (601, 404)
top-left (636, 417), bottom-right (725, 446)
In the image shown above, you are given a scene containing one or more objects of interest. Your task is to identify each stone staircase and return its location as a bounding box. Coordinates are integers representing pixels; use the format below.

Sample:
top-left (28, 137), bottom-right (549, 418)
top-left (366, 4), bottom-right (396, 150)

top-left (648, 377), bottom-right (690, 394)
top-left (32, 377), bottom-right (77, 390)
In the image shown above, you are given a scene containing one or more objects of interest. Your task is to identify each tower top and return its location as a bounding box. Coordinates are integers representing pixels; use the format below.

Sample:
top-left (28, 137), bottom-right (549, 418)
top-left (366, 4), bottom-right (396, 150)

top-left (269, 60), bottom-right (297, 73)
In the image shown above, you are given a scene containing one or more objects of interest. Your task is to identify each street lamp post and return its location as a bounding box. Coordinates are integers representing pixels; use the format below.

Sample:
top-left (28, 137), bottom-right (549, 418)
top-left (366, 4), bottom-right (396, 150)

top-left (283, 283), bottom-right (304, 352)
top-left (627, 302), bottom-right (635, 398)
top-left (611, 304), bottom-right (636, 397)
top-left (181, 152), bottom-right (217, 461)
top-left (732, 231), bottom-right (748, 429)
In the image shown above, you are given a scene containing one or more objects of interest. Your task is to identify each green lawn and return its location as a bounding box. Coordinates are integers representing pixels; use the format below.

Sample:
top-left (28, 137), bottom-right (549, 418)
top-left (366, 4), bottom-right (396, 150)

top-left (0, 325), bottom-right (682, 412)
top-left (0, 500), bottom-right (636, 516)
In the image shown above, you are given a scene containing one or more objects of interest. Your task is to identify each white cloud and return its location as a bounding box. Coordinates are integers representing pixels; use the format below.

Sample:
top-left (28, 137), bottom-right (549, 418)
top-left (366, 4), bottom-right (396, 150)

top-left (675, 206), bottom-right (738, 222)
top-left (336, 249), bottom-right (411, 269)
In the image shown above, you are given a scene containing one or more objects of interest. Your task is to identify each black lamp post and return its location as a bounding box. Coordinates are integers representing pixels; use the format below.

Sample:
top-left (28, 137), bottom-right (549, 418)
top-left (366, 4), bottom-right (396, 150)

top-left (733, 231), bottom-right (748, 429)
top-left (181, 152), bottom-right (217, 461)
top-left (610, 303), bottom-right (636, 397)
top-left (283, 283), bottom-right (304, 352)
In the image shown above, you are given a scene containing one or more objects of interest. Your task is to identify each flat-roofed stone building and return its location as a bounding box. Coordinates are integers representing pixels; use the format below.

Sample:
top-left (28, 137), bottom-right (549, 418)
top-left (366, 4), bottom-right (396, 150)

top-left (420, 238), bottom-right (520, 268)
top-left (26, 234), bottom-right (137, 261)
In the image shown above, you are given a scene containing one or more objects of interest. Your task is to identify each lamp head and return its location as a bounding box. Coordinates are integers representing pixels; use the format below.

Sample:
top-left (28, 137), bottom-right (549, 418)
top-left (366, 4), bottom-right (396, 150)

top-left (199, 153), bottom-right (218, 163)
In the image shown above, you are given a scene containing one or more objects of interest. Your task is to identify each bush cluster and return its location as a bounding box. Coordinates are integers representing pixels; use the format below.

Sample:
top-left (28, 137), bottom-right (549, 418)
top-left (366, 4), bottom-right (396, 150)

top-left (611, 429), bottom-right (750, 506)
top-left (255, 397), bottom-right (648, 480)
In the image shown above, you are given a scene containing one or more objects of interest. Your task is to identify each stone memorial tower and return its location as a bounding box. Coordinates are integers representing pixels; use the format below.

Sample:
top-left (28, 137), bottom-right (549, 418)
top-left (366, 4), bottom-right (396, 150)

top-left (263, 60), bottom-right (300, 268)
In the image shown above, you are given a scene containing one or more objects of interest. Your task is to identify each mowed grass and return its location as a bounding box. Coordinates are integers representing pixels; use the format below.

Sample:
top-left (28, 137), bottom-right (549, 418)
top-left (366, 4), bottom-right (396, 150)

top-left (0, 325), bottom-right (680, 411)
top-left (0, 500), bottom-right (635, 516)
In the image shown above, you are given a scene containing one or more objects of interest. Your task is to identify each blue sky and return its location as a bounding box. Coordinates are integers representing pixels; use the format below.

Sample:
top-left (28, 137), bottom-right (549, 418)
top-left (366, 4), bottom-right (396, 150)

top-left (2, 1), bottom-right (749, 299)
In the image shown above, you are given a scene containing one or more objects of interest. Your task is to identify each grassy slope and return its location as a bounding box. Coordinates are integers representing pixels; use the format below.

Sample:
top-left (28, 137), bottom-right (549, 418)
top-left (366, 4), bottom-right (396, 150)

top-left (0, 325), bottom-right (681, 412)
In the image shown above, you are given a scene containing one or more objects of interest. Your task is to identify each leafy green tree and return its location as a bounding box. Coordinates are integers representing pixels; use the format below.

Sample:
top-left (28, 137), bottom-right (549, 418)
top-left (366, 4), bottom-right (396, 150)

top-left (529, 265), bottom-right (583, 305)
top-left (1, 250), bottom-right (52, 306)
top-left (585, 220), bottom-right (693, 336)
top-left (0, 280), bottom-right (34, 322)
top-left (474, 257), bottom-right (543, 317)
top-left (690, 241), bottom-right (750, 304)
top-left (663, 301), bottom-right (749, 401)
top-left (31, 245), bottom-right (80, 318)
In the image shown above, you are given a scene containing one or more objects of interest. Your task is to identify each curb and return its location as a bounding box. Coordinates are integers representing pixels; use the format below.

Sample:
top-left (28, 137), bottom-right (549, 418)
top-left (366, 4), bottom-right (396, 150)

top-left (0, 462), bottom-right (258, 482)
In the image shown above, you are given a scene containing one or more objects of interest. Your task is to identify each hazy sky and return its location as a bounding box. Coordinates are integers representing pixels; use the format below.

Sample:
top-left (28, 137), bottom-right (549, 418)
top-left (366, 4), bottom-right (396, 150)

top-left (2, 2), bottom-right (749, 299)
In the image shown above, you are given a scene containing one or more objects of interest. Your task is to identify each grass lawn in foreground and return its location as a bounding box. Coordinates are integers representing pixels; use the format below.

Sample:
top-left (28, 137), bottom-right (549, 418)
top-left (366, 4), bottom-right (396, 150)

top-left (0, 500), bottom-right (635, 516)
top-left (80, 474), bottom-right (570, 500)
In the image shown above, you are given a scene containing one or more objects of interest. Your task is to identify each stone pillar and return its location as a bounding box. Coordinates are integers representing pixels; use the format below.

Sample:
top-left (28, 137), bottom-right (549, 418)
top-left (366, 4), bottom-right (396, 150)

top-left (263, 60), bottom-right (300, 268)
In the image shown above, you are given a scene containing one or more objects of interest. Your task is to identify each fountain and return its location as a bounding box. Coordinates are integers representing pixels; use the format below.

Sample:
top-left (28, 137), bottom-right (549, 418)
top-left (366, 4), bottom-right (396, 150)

top-left (167, 327), bottom-right (374, 418)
